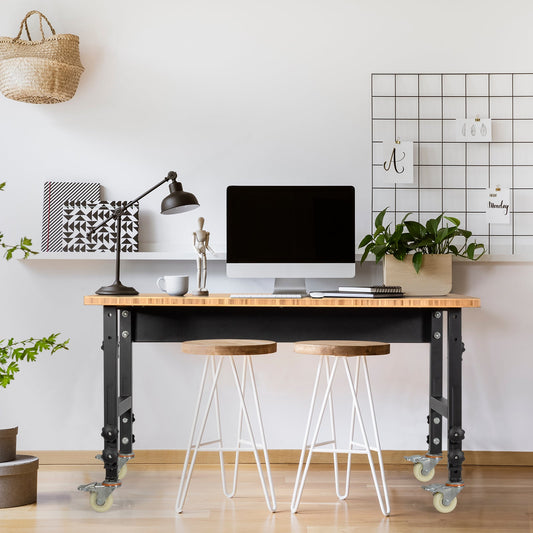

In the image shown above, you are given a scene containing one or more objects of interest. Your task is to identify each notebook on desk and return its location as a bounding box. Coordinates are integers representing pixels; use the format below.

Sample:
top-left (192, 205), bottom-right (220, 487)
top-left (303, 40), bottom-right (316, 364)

top-left (337, 285), bottom-right (403, 294)
top-left (309, 290), bottom-right (404, 299)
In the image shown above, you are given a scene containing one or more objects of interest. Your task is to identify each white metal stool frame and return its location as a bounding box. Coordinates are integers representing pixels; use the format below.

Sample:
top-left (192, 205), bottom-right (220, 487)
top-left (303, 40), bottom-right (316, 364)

top-left (291, 354), bottom-right (390, 516)
top-left (175, 353), bottom-right (277, 513)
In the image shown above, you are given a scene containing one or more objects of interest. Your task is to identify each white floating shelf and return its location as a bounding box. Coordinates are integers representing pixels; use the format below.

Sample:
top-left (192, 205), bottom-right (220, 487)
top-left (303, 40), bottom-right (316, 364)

top-left (22, 251), bottom-right (227, 261)
top-left (19, 253), bottom-right (533, 263)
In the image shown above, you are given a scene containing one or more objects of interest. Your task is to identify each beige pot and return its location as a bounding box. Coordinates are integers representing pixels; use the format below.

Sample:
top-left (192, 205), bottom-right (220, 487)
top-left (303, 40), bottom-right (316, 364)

top-left (383, 254), bottom-right (452, 296)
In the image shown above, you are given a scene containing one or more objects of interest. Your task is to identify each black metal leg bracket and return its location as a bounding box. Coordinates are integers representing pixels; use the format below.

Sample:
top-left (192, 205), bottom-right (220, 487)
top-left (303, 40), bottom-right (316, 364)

top-left (101, 306), bottom-right (120, 484)
top-left (428, 310), bottom-right (444, 456)
top-left (447, 309), bottom-right (465, 484)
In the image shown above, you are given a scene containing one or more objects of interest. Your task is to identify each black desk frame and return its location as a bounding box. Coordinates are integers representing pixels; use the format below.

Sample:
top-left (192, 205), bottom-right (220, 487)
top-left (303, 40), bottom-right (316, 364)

top-left (96, 304), bottom-right (465, 489)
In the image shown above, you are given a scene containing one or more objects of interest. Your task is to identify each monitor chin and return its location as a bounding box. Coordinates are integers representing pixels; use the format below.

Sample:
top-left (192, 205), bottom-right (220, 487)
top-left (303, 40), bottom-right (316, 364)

top-left (226, 262), bottom-right (356, 279)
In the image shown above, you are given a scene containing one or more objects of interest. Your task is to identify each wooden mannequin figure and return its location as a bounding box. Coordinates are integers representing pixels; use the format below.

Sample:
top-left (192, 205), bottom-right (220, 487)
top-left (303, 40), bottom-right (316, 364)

top-left (192, 217), bottom-right (213, 296)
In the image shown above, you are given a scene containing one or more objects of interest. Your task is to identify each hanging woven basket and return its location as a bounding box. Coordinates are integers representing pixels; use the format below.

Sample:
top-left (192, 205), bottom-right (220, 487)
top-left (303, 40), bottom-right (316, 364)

top-left (0, 10), bottom-right (84, 104)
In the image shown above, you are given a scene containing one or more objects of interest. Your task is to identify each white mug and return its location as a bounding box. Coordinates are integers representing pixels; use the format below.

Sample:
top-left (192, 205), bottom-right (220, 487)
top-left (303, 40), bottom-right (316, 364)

top-left (157, 275), bottom-right (188, 296)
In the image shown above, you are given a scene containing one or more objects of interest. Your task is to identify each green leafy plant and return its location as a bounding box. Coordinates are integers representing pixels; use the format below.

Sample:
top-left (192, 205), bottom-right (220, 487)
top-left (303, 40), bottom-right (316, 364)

top-left (0, 183), bottom-right (37, 260)
top-left (359, 207), bottom-right (486, 273)
top-left (0, 182), bottom-right (68, 389)
top-left (0, 335), bottom-right (69, 388)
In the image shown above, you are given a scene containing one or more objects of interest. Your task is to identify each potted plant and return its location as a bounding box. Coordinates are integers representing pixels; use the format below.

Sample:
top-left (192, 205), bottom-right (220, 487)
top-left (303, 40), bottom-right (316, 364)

top-left (0, 181), bottom-right (68, 508)
top-left (359, 208), bottom-right (485, 295)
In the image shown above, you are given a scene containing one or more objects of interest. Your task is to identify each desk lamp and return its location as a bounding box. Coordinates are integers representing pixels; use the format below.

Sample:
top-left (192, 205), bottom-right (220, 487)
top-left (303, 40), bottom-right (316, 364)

top-left (90, 171), bottom-right (199, 295)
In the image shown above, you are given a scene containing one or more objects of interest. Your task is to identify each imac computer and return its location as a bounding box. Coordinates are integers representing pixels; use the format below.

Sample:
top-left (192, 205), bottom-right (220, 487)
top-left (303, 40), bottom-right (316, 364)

top-left (226, 185), bottom-right (355, 295)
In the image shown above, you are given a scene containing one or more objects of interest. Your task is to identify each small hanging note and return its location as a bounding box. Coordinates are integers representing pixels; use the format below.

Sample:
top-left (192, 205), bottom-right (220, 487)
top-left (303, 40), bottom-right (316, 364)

top-left (486, 186), bottom-right (511, 224)
top-left (381, 139), bottom-right (414, 184)
top-left (456, 117), bottom-right (492, 142)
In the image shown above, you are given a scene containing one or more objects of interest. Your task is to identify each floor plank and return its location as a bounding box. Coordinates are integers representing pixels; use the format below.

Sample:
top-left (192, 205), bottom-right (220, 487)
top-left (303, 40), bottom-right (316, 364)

top-left (1, 464), bottom-right (532, 532)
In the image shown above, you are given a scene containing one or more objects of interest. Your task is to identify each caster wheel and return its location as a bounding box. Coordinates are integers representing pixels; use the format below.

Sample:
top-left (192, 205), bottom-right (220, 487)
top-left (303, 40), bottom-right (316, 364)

top-left (89, 492), bottom-right (114, 512)
top-left (433, 492), bottom-right (457, 513)
top-left (413, 462), bottom-right (435, 482)
top-left (118, 464), bottom-right (128, 480)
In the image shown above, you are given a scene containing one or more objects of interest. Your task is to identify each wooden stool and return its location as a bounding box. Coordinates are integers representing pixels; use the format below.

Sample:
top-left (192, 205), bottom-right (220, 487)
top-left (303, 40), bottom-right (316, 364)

top-left (176, 339), bottom-right (277, 513)
top-left (291, 340), bottom-right (391, 516)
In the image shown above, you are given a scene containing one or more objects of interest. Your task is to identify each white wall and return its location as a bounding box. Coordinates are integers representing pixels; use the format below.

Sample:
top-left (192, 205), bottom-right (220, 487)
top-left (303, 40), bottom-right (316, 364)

top-left (1, 0), bottom-right (532, 452)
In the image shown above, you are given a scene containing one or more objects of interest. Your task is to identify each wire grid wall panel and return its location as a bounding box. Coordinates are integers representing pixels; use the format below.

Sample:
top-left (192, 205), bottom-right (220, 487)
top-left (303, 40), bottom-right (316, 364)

top-left (371, 73), bottom-right (533, 256)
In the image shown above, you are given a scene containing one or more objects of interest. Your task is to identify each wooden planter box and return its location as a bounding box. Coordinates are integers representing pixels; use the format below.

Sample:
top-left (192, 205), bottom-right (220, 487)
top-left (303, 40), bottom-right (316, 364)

top-left (0, 427), bottom-right (17, 463)
top-left (383, 254), bottom-right (452, 296)
top-left (0, 455), bottom-right (39, 508)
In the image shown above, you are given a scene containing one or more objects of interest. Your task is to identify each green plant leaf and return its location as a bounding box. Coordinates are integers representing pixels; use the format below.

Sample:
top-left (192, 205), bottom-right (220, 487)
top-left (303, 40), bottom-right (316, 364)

top-left (372, 244), bottom-right (389, 261)
top-left (360, 246), bottom-right (370, 263)
top-left (0, 334), bottom-right (69, 388)
top-left (456, 228), bottom-right (472, 239)
top-left (374, 207), bottom-right (388, 230)
top-left (391, 223), bottom-right (404, 241)
top-left (401, 212), bottom-right (413, 223)
top-left (435, 227), bottom-right (450, 244)
top-left (426, 218), bottom-right (439, 237)
top-left (405, 220), bottom-right (426, 239)
top-left (412, 251), bottom-right (423, 273)
top-left (359, 234), bottom-right (372, 248)
top-left (444, 216), bottom-right (461, 227)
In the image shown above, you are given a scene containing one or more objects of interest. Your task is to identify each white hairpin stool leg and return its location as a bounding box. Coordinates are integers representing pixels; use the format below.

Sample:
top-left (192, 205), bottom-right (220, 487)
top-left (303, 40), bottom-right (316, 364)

top-left (246, 355), bottom-right (277, 512)
top-left (228, 355), bottom-right (276, 512)
top-left (337, 356), bottom-right (357, 501)
top-left (291, 356), bottom-right (340, 513)
top-left (343, 357), bottom-right (390, 516)
top-left (324, 356), bottom-right (354, 501)
top-left (291, 355), bottom-right (324, 513)
top-left (212, 356), bottom-right (239, 499)
top-left (361, 356), bottom-right (390, 516)
top-left (176, 356), bottom-right (224, 513)
top-left (219, 356), bottom-right (246, 498)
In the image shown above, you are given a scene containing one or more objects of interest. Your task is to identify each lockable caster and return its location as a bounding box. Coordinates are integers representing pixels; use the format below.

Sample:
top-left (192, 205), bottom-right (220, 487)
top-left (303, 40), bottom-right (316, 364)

top-left (432, 492), bottom-right (457, 513)
top-left (89, 491), bottom-right (114, 512)
top-left (405, 454), bottom-right (442, 482)
top-left (78, 482), bottom-right (118, 513)
top-left (423, 482), bottom-right (463, 513)
top-left (413, 462), bottom-right (435, 482)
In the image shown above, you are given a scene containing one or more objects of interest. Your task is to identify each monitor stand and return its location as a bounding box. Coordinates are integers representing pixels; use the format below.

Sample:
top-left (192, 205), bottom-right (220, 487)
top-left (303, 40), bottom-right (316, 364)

top-left (273, 278), bottom-right (307, 296)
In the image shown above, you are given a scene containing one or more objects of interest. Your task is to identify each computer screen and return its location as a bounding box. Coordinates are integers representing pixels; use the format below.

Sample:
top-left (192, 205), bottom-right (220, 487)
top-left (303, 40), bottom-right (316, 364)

top-left (226, 185), bottom-right (355, 292)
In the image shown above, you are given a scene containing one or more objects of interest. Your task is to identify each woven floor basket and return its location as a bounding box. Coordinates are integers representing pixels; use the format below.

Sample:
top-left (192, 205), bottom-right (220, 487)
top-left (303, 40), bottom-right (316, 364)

top-left (0, 11), bottom-right (84, 104)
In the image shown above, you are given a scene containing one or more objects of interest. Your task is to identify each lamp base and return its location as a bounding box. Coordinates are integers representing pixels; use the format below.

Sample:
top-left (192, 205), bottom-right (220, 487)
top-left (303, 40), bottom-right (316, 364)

top-left (95, 282), bottom-right (139, 296)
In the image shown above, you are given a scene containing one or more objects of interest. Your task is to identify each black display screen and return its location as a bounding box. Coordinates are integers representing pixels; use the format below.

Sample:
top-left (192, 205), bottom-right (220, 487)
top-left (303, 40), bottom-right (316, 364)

top-left (226, 186), bottom-right (355, 263)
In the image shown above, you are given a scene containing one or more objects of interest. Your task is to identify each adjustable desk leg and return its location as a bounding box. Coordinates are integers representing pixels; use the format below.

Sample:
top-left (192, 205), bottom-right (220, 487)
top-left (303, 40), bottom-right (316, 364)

top-left (78, 306), bottom-right (121, 511)
top-left (421, 309), bottom-right (465, 513)
top-left (429, 310), bottom-right (444, 457)
top-left (118, 309), bottom-right (134, 477)
top-left (101, 306), bottom-right (120, 484)
top-left (447, 309), bottom-right (465, 484)
top-left (405, 310), bottom-right (444, 482)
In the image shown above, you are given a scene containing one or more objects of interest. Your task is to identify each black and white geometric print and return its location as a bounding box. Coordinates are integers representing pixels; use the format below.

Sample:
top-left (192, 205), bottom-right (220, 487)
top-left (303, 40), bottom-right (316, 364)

top-left (41, 182), bottom-right (100, 252)
top-left (61, 201), bottom-right (139, 252)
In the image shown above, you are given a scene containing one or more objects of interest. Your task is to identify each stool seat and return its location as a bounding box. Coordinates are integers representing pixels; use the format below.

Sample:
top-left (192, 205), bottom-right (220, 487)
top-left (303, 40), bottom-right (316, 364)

top-left (182, 339), bottom-right (277, 356)
top-left (294, 340), bottom-right (390, 357)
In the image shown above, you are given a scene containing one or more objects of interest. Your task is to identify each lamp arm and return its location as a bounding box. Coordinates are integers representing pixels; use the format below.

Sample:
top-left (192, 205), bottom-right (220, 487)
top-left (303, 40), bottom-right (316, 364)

top-left (88, 171), bottom-right (177, 235)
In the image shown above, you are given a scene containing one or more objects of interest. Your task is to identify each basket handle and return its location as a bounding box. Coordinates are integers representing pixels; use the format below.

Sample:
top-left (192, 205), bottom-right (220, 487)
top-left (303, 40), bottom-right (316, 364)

top-left (13, 10), bottom-right (56, 42)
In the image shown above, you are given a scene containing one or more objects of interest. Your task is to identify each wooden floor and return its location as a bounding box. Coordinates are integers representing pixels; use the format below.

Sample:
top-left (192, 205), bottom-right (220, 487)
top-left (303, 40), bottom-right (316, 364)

top-left (1, 463), bottom-right (532, 532)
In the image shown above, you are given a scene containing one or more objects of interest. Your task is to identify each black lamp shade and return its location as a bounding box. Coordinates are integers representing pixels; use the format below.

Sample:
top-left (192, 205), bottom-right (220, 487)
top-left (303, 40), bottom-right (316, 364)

top-left (161, 179), bottom-right (200, 214)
